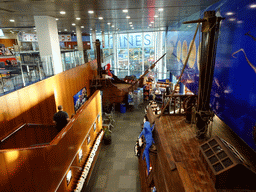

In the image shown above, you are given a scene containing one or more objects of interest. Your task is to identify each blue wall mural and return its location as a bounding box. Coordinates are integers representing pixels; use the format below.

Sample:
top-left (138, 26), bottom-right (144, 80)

top-left (166, 0), bottom-right (256, 151)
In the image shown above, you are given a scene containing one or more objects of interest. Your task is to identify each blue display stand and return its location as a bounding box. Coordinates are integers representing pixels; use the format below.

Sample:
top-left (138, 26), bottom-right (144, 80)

top-left (120, 103), bottom-right (126, 113)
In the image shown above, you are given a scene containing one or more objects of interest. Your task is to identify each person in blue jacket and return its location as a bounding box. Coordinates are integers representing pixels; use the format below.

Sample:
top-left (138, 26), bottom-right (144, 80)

top-left (139, 120), bottom-right (155, 175)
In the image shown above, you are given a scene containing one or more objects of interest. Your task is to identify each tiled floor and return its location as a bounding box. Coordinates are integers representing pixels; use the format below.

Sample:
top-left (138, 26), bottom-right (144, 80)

top-left (83, 105), bottom-right (145, 192)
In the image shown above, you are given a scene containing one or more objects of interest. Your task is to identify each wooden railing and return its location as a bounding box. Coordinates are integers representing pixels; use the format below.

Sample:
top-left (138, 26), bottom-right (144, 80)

top-left (163, 94), bottom-right (192, 115)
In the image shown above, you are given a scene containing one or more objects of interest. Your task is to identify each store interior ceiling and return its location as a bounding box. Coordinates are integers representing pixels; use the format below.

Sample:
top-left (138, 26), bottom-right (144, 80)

top-left (0, 0), bottom-right (220, 36)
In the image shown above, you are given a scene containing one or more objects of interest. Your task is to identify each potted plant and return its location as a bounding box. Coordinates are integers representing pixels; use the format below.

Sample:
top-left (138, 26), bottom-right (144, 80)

top-left (103, 127), bottom-right (112, 145)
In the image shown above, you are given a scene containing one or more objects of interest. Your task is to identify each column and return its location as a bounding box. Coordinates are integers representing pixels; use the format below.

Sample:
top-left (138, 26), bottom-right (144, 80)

top-left (76, 26), bottom-right (84, 64)
top-left (34, 16), bottom-right (63, 75)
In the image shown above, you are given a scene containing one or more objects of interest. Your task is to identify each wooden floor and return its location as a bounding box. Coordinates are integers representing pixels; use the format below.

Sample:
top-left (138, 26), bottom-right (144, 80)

top-left (160, 115), bottom-right (216, 191)
top-left (148, 110), bottom-right (256, 192)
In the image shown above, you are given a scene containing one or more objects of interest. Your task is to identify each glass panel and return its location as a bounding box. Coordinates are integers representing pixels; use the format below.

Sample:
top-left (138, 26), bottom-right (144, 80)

top-left (213, 162), bottom-right (224, 172)
top-left (217, 151), bottom-right (227, 160)
top-left (212, 145), bottom-right (222, 153)
top-left (209, 155), bottom-right (218, 164)
top-left (205, 149), bottom-right (214, 157)
top-left (209, 139), bottom-right (218, 147)
top-left (202, 143), bottom-right (210, 151)
top-left (129, 48), bottom-right (142, 77)
top-left (222, 158), bottom-right (233, 168)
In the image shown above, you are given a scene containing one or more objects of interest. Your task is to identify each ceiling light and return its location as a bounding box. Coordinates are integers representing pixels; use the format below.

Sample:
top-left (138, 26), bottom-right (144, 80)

top-left (237, 20), bottom-right (243, 24)
top-left (250, 4), bottom-right (256, 8)
top-left (72, 23), bottom-right (76, 26)
top-left (107, 23), bottom-right (111, 25)
top-left (98, 17), bottom-right (103, 20)
top-left (158, 8), bottom-right (164, 11)
top-left (33, 27), bottom-right (36, 29)
top-left (81, 26), bottom-right (84, 28)
top-left (149, 24), bottom-right (152, 26)
top-left (59, 30), bottom-right (61, 32)
top-left (10, 19), bottom-right (15, 22)
top-left (112, 25), bottom-right (114, 27)
top-left (88, 10), bottom-right (94, 14)
top-left (64, 29), bottom-right (67, 31)
top-left (154, 15), bottom-right (158, 18)
top-left (132, 27), bottom-right (134, 29)
top-left (188, 25), bottom-right (192, 28)
top-left (74, 33), bottom-right (76, 34)
top-left (229, 18), bottom-right (236, 21)
top-left (129, 22), bottom-right (132, 24)
top-left (123, 9), bottom-right (128, 13)
top-left (126, 16), bottom-right (130, 19)
top-left (60, 11), bottom-right (66, 14)
top-left (23, 31), bottom-right (25, 33)
top-left (151, 21), bottom-right (154, 23)
top-left (76, 18), bottom-right (81, 20)
top-left (90, 28), bottom-right (92, 30)
top-left (56, 18), bottom-right (59, 21)
top-left (72, 30), bottom-right (74, 32)
top-left (226, 12), bottom-right (234, 16)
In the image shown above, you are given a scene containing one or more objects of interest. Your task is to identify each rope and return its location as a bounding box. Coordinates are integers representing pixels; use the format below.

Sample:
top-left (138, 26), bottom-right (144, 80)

top-left (157, 23), bottom-right (200, 119)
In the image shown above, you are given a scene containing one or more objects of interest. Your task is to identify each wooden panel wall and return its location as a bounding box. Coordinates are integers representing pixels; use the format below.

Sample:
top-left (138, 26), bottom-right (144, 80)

top-left (0, 90), bottom-right (102, 192)
top-left (0, 39), bottom-right (17, 47)
top-left (0, 60), bottom-right (97, 139)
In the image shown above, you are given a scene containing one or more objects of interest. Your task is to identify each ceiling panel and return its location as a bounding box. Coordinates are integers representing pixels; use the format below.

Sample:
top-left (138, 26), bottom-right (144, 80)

top-left (0, 0), bottom-right (221, 34)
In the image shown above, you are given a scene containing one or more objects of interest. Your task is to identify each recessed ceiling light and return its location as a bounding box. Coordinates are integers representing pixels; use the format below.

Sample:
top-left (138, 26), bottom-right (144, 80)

top-left (129, 22), bottom-right (132, 24)
top-left (56, 18), bottom-right (59, 21)
top-left (237, 20), bottom-right (243, 24)
top-left (151, 21), bottom-right (154, 23)
top-left (60, 11), bottom-right (66, 14)
top-left (59, 30), bottom-right (61, 32)
top-left (90, 28), bottom-right (92, 30)
top-left (98, 17), bottom-right (103, 20)
top-left (229, 18), bottom-right (236, 21)
top-left (112, 25), bottom-right (114, 27)
top-left (149, 24), bottom-right (152, 26)
top-left (250, 4), bottom-right (256, 8)
top-left (188, 25), bottom-right (192, 28)
top-left (126, 16), bottom-right (130, 19)
top-left (158, 8), bottom-right (164, 11)
top-left (107, 23), bottom-right (111, 25)
top-left (154, 15), bottom-right (158, 18)
top-left (76, 18), bottom-right (81, 20)
top-left (72, 23), bottom-right (76, 26)
top-left (130, 25), bottom-right (133, 27)
top-left (33, 27), bottom-right (36, 29)
top-left (64, 29), bottom-right (67, 31)
top-left (123, 9), bottom-right (128, 13)
top-left (226, 12), bottom-right (234, 16)
top-left (81, 26), bottom-right (84, 28)
top-left (88, 10), bottom-right (94, 14)
top-left (10, 19), bottom-right (15, 22)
